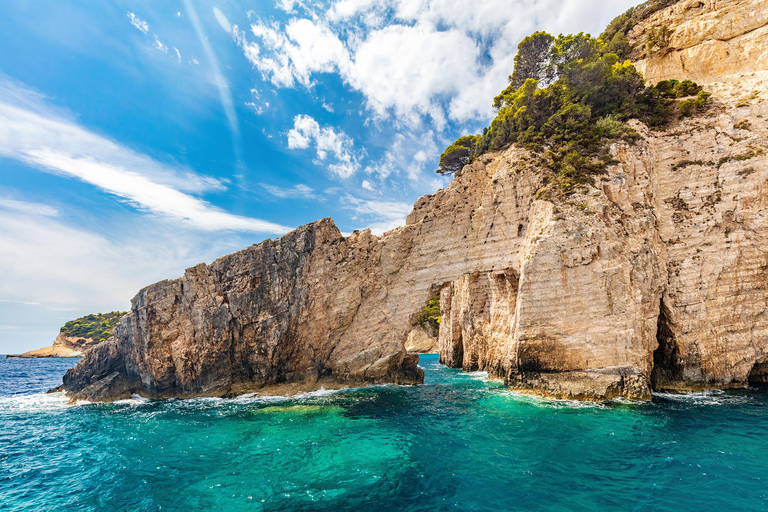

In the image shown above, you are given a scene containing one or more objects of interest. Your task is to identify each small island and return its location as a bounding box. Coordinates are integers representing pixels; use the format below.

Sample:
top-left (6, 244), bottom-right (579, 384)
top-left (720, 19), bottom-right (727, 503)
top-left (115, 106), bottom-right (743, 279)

top-left (6, 311), bottom-right (126, 358)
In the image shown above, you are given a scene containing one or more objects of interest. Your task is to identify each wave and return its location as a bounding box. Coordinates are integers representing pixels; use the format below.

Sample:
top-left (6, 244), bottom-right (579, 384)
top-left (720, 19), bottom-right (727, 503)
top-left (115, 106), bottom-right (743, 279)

top-left (651, 388), bottom-right (755, 405)
top-left (493, 390), bottom-right (610, 409)
top-left (0, 391), bottom-right (76, 413)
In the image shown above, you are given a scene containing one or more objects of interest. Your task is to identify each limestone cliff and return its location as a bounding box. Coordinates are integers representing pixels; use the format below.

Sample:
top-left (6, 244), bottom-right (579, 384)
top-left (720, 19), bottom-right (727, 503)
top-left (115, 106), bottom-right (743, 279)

top-left (62, 0), bottom-right (768, 401)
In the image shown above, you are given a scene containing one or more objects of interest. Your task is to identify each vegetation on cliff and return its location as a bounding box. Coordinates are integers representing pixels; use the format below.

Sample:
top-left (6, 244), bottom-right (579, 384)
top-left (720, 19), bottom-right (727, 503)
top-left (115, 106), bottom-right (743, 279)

top-left (436, 27), bottom-right (709, 195)
top-left (416, 295), bottom-right (441, 335)
top-left (600, 0), bottom-right (680, 59)
top-left (60, 311), bottom-right (126, 342)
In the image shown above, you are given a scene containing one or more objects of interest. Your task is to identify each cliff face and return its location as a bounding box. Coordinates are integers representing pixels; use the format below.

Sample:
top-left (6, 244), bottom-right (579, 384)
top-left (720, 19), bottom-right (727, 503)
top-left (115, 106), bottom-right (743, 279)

top-left (63, 0), bottom-right (768, 401)
top-left (631, 0), bottom-right (768, 86)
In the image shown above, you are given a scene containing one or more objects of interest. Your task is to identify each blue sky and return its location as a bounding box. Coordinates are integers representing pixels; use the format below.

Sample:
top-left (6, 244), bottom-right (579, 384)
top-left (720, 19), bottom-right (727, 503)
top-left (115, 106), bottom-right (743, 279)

top-left (0, 0), bottom-right (637, 352)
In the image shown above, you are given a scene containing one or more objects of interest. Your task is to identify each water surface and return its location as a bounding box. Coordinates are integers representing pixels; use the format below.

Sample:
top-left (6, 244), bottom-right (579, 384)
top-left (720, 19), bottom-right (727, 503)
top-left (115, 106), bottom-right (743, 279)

top-left (1, 354), bottom-right (767, 511)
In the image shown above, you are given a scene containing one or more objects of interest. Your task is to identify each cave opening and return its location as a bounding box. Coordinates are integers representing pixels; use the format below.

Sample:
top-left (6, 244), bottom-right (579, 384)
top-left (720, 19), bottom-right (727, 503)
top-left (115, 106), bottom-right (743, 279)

top-left (650, 298), bottom-right (684, 391)
top-left (748, 360), bottom-right (768, 388)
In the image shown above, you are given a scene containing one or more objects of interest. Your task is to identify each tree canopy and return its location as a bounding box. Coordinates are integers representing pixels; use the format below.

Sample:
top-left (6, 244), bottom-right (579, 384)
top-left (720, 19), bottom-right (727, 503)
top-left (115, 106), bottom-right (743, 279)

top-left (60, 311), bottom-right (127, 342)
top-left (436, 135), bottom-right (479, 175)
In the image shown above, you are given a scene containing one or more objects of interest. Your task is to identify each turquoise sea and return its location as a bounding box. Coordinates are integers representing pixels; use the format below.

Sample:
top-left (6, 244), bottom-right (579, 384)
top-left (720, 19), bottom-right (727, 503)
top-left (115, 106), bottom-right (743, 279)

top-left (1, 354), bottom-right (767, 511)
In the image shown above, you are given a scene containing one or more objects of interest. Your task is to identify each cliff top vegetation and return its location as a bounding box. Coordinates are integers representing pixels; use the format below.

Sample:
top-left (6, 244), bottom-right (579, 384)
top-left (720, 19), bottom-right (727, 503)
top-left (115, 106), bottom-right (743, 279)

top-left (60, 311), bottom-right (127, 342)
top-left (600, 0), bottom-right (681, 59)
top-left (436, 19), bottom-right (709, 196)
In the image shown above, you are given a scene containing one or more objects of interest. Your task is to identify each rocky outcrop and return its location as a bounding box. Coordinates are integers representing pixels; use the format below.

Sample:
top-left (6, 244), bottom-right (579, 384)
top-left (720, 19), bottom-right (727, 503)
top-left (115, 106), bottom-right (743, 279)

top-left (405, 325), bottom-right (438, 353)
top-left (8, 333), bottom-right (99, 358)
top-left (62, 0), bottom-right (768, 401)
top-left (63, 222), bottom-right (424, 400)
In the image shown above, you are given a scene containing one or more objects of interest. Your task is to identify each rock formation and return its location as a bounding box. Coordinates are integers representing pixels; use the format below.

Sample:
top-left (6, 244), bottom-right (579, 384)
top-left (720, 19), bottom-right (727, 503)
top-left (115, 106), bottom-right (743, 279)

top-left (62, 0), bottom-right (768, 401)
top-left (405, 325), bottom-right (438, 353)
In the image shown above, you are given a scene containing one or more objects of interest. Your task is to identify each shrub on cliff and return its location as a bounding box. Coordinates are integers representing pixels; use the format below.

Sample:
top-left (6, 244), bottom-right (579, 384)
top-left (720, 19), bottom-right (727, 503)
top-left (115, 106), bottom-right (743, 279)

top-left (416, 295), bottom-right (441, 335)
top-left (61, 311), bottom-right (127, 342)
top-left (600, 0), bottom-right (680, 59)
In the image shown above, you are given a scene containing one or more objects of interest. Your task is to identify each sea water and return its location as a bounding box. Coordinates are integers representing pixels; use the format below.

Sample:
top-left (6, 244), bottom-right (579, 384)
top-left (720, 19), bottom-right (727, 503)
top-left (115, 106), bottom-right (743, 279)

top-left (1, 354), bottom-right (767, 511)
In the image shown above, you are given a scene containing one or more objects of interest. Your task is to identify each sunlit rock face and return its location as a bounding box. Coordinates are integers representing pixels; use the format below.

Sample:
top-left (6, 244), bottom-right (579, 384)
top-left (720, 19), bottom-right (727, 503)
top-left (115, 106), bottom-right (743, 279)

top-left (63, 0), bottom-right (768, 401)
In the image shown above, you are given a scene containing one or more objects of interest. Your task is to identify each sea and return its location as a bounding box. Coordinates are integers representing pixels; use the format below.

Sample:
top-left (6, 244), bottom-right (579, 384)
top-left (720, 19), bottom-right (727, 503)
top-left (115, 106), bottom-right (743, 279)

top-left (1, 354), bottom-right (767, 511)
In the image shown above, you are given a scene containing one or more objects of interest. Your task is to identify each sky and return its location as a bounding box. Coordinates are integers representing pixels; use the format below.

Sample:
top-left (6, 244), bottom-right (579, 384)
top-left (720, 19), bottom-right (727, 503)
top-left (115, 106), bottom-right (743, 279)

top-left (0, 0), bottom-right (638, 353)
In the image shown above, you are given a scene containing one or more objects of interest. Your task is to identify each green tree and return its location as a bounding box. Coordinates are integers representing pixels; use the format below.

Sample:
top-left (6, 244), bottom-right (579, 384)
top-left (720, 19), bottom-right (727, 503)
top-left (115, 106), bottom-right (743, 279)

top-left (436, 135), bottom-right (479, 175)
top-left (508, 32), bottom-right (555, 91)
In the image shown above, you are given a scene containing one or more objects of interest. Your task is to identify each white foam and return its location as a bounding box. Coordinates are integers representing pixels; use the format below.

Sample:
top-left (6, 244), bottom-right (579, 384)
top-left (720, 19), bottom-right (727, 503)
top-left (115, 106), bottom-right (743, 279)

top-left (651, 388), bottom-right (753, 405)
top-left (111, 394), bottom-right (152, 407)
top-left (499, 390), bottom-right (609, 409)
top-left (0, 392), bottom-right (76, 413)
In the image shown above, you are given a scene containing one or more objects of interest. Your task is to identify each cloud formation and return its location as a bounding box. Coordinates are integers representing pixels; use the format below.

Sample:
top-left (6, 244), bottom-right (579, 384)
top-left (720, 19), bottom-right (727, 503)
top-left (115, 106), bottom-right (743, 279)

top-left (287, 114), bottom-right (361, 178)
top-left (0, 77), bottom-right (289, 235)
top-left (341, 194), bottom-right (412, 235)
top-left (242, 0), bottom-right (637, 127)
top-left (127, 12), bottom-right (149, 33)
top-left (259, 183), bottom-right (316, 199)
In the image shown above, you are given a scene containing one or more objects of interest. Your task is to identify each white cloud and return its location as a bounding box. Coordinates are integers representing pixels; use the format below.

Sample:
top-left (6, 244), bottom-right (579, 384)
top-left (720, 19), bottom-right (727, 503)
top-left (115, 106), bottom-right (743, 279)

top-left (0, 197), bottom-right (59, 217)
top-left (238, 19), bottom-right (352, 89)
top-left (348, 23), bottom-right (478, 126)
top-left (275, 0), bottom-right (304, 14)
top-left (0, 77), bottom-right (289, 235)
top-left (341, 194), bottom-right (411, 235)
top-left (286, 114), bottom-right (361, 178)
top-left (127, 12), bottom-right (149, 33)
top-left (174, 47), bottom-right (181, 63)
top-left (260, 183), bottom-right (316, 199)
top-left (361, 180), bottom-right (375, 192)
top-left (154, 36), bottom-right (168, 53)
top-left (245, 88), bottom-right (269, 114)
top-left (241, 0), bottom-right (638, 126)
top-left (364, 130), bottom-right (440, 183)
top-left (0, 205), bottom-right (269, 352)
top-left (213, 7), bottom-right (232, 34)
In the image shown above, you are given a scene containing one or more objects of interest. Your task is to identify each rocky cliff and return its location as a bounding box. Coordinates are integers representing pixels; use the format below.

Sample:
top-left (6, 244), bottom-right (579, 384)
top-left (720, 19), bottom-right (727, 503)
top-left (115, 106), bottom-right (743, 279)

top-left (62, 0), bottom-right (768, 401)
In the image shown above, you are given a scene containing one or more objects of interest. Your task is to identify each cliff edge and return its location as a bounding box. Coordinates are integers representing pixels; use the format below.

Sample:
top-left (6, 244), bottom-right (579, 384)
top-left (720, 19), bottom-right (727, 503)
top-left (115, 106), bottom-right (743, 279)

top-left (62, 0), bottom-right (768, 401)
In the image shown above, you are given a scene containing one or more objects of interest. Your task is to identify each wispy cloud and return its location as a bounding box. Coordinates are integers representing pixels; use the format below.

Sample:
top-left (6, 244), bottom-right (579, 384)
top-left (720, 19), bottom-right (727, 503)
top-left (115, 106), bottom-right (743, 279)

top-left (0, 76), bottom-right (289, 235)
top-left (260, 183), bottom-right (316, 199)
top-left (0, 299), bottom-right (42, 306)
top-left (183, 0), bottom-right (240, 142)
top-left (154, 36), bottom-right (168, 53)
top-left (0, 197), bottom-right (59, 217)
top-left (341, 194), bottom-right (411, 235)
top-left (127, 12), bottom-right (149, 34)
